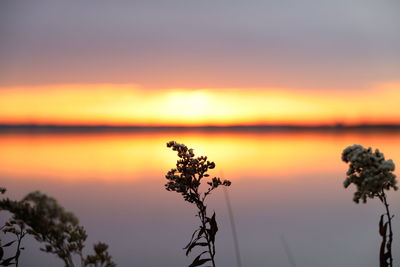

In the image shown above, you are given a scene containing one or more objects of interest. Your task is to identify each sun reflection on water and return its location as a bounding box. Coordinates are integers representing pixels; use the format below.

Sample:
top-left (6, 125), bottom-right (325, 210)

top-left (1, 131), bottom-right (399, 182)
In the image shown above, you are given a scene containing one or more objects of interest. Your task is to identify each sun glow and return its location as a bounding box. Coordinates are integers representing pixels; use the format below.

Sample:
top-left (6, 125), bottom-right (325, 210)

top-left (161, 90), bottom-right (211, 124)
top-left (0, 82), bottom-right (399, 126)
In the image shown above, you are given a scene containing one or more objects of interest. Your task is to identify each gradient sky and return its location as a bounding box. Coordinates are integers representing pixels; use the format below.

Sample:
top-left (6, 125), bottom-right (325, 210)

top-left (1, 0), bottom-right (399, 125)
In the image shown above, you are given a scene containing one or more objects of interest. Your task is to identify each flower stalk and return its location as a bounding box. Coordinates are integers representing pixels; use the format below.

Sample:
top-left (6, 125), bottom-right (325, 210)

top-left (165, 141), bottom-right (231, 267)
top-left (342, 144), bottom-right (397, 267)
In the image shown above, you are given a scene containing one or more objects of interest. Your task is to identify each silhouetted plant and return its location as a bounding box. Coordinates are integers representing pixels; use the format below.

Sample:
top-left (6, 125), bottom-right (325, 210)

top-left (85, 242), bottom-right (115, 267)
top-left (0, 188), bottom-right (27, 267)
top-left (165, 141), bottom-right (231, 267)
top-left (0, 219), bottom-right (26, 267)
top-left (0, 189), bottom-right (115, 267)
top-left (342, 144), bottom-right (398, 267)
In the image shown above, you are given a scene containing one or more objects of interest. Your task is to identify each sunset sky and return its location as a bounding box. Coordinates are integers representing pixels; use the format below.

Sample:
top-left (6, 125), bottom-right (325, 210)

top-left (1, 0), bottom-right (399, 126)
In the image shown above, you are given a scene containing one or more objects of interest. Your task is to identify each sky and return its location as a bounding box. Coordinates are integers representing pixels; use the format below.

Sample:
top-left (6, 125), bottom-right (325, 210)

top-left (0, 0), bottom-right (399, 126)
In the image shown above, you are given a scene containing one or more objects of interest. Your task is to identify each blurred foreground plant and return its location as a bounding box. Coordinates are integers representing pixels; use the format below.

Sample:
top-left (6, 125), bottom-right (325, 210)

top-left (0, 188), bottom-right (115, 267)
top-left (165, 141), bottom-right (231, 267)
top-left (342, 144), bottom-right (398, 267)
top-left (0, 187), bottom-right (26, 267)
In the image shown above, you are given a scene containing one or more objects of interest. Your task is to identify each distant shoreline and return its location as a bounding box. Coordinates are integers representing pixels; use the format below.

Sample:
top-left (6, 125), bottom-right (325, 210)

top-left (1, 124), bottom-right (400, 133)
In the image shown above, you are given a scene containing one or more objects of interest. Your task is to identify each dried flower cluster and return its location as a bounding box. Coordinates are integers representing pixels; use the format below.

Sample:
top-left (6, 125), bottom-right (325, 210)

top-left (165, 141), bottom-right (231, 267)
top-left (342, 144), bottom-right (398, 203)
top-left (166, 141), bottom-right (231, 204)
top-left (0, 190), bottom-right (116, 267)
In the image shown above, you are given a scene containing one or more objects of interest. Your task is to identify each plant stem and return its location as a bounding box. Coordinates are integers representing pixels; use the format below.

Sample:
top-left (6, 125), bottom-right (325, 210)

top-left (223, 187), bottom-right (242, 267)
top-left (15, 233), bottom-right (22, 267)
top-left (66, 253), bottom-right (75, 267)
top-left (381, 191), bottom-right (393, 267)
top-left (198, 205), bottom-right (216, 267)
top-left (79, 251), bottom-right (85, 267)
top-left (14, 225), bottom-right (25, 267)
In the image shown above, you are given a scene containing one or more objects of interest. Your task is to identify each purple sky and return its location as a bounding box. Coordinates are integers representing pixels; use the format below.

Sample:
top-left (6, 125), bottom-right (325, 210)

top-left (1, 0), bottom-right (399, 90)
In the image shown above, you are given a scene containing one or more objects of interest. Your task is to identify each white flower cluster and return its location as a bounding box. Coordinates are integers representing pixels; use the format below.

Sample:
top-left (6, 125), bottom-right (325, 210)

top-left (342, 144), bottom-right (398, 203)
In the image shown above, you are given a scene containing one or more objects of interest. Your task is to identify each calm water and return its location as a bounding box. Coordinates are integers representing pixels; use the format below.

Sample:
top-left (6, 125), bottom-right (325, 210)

top-left (1, 130), bottom-right (400, 267)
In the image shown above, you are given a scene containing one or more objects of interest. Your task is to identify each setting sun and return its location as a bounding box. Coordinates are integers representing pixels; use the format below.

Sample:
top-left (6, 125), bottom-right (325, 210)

top-left (1, 83), bottom-right (399, 126)
top-left (162, 90), bottom-right (211, 124)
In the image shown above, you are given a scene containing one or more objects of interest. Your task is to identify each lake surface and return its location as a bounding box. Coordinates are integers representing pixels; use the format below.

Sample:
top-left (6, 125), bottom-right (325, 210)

top-left (1, 130), bottom-right (400, 267)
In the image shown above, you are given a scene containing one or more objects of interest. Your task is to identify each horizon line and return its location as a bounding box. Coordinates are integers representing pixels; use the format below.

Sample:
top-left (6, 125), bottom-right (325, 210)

top-left (1, 123), bottom-right (400, 133)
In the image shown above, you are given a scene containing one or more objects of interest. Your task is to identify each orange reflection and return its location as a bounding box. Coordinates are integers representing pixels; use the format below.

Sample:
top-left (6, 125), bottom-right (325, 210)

top-left (1, 131), bottom-right (399, 182)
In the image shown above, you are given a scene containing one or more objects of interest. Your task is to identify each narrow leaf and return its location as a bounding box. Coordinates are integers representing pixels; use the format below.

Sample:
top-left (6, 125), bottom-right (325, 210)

top-left (0, 256), bottom-right (16, 266)
top-left (2, 240), bottom-right (16, 248)
top-left (184, 229), bottom-right (200, 249)
top-left (186, 242), bottom-right (208, 256)
top-left (197, 227), bottom-right (205, 240)
top-left (381, 222), bottom-right (388, 237)
top-left (189, 258), bottom-right (211, 267)
top-left (188, 253), bottom-right (211, 267)
top-left (209, 212), bottom-right (218, 243)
